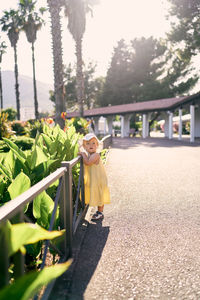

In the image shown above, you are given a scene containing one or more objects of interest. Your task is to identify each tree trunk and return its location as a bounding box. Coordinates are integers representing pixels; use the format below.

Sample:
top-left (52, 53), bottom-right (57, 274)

top-left (14, 44), bottom-right (20, 120)
top-left (0, 67), bottom-right (3, 109)
top-left (31, 42), bottom-right (39, 119)
top-left (75, 37), bottom-right (85, 117)
top-left (48, 0), bottom-right (65, 128)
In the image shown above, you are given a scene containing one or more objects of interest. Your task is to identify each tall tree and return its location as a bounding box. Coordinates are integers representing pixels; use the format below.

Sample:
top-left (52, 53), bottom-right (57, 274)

top-left (0, 39), bottom-right (7, 110)
top-left (19, 0), bottom-right (46, 120)
top-left (50, 62), bottom-right (103, 110)
top-left (0, 9), bottom-right (22, 119)
top-left (167, 0), bottom-right (200, 56)
top-left (47, 0), bottom-right (65, 128)
top-left (99, 37), bottom-right (198, 107)
top-left (130, 37), bottom-right (198, 101)
top-left (99, 39), bottom-right (133, 106)
top-left (64, 0), bottom-right (98, 116)
top-left (64, 0), bottom-right (87, 117)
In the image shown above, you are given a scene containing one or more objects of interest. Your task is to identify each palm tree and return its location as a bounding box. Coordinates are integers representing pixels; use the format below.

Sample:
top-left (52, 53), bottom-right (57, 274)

top-left (64, 0), bottom-right (87, 117)
top-left (47, 0), bottom-right (65, 128)
top-left (0, 9), bottom-right (22, 120)
top-left (64, 0), bottom-right (98, 117)
top-left (0, 39), bottom-right (7, 110)
top-left (19, 0), bottom-right (46, 120)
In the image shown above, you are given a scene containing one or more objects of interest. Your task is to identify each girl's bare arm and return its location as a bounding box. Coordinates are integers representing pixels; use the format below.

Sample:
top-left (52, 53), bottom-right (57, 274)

top-left (78, 152), bottom-right (100, 165)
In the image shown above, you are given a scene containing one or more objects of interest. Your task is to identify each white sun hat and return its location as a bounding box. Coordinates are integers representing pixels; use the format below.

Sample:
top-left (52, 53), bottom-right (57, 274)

top-left (83, 133), bottom-right (100, 145)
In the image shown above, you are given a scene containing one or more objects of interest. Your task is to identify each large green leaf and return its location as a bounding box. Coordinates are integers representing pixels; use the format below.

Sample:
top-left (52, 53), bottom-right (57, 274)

top-left (73, 142), bottom-right (79, 158)
top-left (52, 124), bottom-right (61, 138)
top-left (2, 150), bottom-right (15, 174)
top-left (49, 136), bottom-right (61, 155)
top-left (35, 134), bottom-right (44, 149)
top-left (33, 191), bottom-right (54, 228)
top-left (13, 158), bottom-right (30, 178)
top-left (8, 222), bottom-right (63, 257)
top-left (3, 138), bottom-right (26, 161)
top-left (0, 162), bottom-right (12, 181)
top-left (0, 221), bottom-right (63, 258)
top-left (66, 126), bottom-right (76, 139)
top-left (26, 145), bottom-right (49, 170)
top-left (41, 133), bottom-right (52, 151)
top-left (8, 172), bottom-right (31, 200)
top-left (31, 159), bottom-right (58, 183)
top-left (43, 123), bottom-right (53, 136)
top-left (0, 260), bottom-right (72, 300)
top-left (0, 180), bottom-right (6, 196)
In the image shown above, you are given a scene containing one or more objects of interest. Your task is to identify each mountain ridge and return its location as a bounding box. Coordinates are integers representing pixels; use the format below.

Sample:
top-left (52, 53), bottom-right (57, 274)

top-left (1, 70), bottom-right (54, 119)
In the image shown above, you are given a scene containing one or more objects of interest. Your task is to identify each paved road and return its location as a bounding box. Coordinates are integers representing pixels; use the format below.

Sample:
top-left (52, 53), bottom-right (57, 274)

top-left (53, 137), bottom-right (200, 300)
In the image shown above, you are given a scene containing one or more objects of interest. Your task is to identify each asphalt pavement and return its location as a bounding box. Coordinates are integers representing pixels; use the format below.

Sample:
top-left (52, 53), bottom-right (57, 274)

top-left (50, 137), bottom-right (200, 300)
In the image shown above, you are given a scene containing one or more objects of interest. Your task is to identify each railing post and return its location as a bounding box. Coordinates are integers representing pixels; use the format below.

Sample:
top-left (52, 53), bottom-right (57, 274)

top-left (59, 169), bottom-right (67, 257)
top-left (80, 158), bottom-right (85, 209)
top-left (0, 221), bottom-right (9, 289)
top-left (61, 162), bottom-right (73, 258)
top-left (12, 210), bottom-right (24, 280)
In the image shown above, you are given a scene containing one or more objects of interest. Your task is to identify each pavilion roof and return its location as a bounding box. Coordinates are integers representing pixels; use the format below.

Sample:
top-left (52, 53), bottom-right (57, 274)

top-left (66, 92), bottom-right (200, 118)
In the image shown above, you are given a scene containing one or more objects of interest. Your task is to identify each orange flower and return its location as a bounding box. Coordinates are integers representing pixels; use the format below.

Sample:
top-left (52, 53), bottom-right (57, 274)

top-left (61, 112), bottom-right (67, 120)
top-left (46, 118), bottom-right (53, 124)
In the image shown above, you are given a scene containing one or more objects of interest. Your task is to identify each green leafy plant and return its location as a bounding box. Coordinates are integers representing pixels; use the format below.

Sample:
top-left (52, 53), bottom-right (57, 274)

top-left (0, 121), bottom-right (83, 282)
top-left (0, 260), bottom-right (71, 300)
top-left (0, 220), bottom-right (70, 300)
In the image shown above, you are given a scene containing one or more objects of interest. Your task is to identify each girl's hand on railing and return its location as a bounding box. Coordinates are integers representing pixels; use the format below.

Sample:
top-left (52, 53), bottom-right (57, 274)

top-left (78, 152), bottom-right (84, 157)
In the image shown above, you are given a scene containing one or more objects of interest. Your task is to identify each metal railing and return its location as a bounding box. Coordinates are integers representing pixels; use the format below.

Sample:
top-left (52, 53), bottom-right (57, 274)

top-left (0, 156), bottom-right (86, 291)
top-left (101, 134), bottom-right (112, 149)
top-left (0, 134), bottom-right (112, 297)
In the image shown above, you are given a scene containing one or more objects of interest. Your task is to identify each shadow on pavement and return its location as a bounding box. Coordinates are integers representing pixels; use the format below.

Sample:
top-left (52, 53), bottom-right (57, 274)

top-left (65, 220), bottom-right (109, 300)
top-left (49, 220), bottom-right (110, 300)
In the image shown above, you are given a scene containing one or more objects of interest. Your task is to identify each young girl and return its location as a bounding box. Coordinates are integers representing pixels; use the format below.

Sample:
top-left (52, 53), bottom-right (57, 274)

top-left (78, 133), bottom-right (110, 220)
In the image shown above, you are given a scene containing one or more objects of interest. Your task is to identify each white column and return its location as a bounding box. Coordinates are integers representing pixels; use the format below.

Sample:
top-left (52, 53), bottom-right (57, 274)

top-left (168, 112), bottom-right (173, 139)
top-left (103, 117), bottom-right (107, 135)
top-left (121, 115), bottom-right (125, 138)
top-left (194, 104), bottom-right (200, 137)
top-left (93, 117), bottom-right (100, 135)
top-left (124, 114), bottom-right (132, 137)
top-left (142, 114), bottom-right (147, 138)
top-left (164, 113), bottom-right (169, 137)
top-left (178, 108), bottom-right (182, 141)
top-left (146, 113), bottom-right (151, 137)
top-left (107, 116), bottom-right (113, 135)
top-left (190, 104), bottom-right (195, 143)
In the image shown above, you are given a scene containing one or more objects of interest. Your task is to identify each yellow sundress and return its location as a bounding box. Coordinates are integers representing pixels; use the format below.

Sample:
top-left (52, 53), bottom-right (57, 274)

top-left (84, 158), bottom-right (110, 207)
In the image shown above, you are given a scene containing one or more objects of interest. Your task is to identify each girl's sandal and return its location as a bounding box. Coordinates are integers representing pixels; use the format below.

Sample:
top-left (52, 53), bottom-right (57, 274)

top-left (91, 211), bottom-right (104, 220)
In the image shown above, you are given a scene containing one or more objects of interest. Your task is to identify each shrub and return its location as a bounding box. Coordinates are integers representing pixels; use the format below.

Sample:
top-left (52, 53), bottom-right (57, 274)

top-left (11, 121), bottom-right (29, 136)
top-left (65, 117), bottom-right (89, 135)
top-left (1, 108), bottom-right (17, 121)
top-left (28, 120), bottom-right (44, 138)
top-left (0, 112), bottom-right (14, 140)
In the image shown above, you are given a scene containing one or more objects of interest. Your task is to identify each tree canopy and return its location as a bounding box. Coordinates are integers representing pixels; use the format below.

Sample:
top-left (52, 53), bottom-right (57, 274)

top-left (167, 0), bottom-right (200, 56)
top-left (98, 37), bottom-right (198, 107)
top-left (50, 62), bottom-right (104, 110)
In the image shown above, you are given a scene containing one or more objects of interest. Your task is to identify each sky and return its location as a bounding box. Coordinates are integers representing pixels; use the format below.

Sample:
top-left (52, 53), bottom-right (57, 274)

top-left (0, 0), bottom-right (171, 86)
